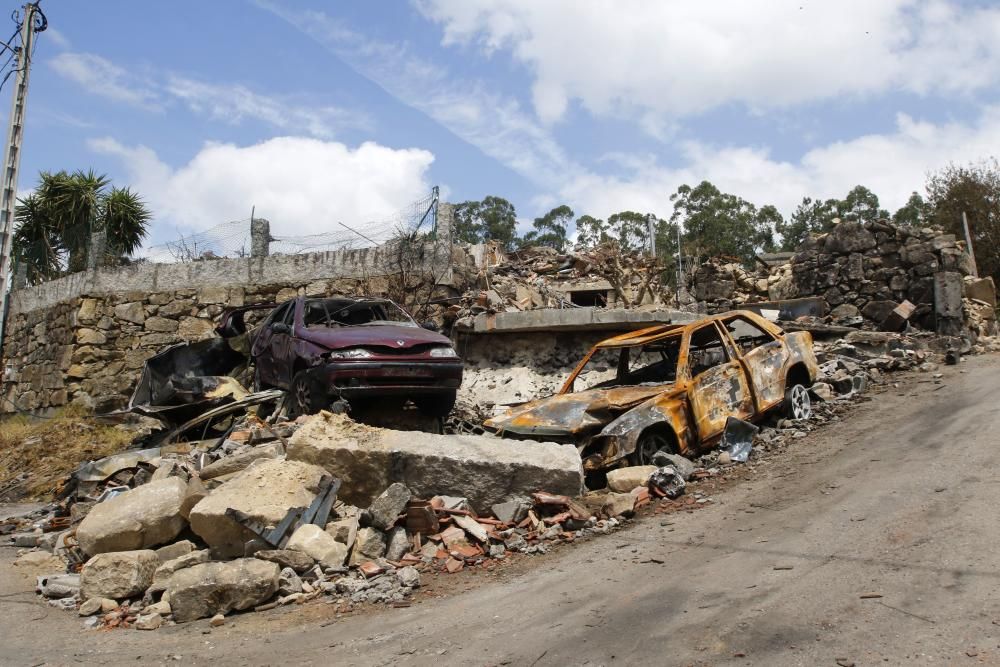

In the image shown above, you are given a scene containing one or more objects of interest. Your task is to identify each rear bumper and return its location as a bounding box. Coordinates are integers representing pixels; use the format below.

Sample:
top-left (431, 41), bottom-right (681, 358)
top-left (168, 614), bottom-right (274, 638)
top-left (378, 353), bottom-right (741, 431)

top-left (309, 360), bottom-right (463, 398)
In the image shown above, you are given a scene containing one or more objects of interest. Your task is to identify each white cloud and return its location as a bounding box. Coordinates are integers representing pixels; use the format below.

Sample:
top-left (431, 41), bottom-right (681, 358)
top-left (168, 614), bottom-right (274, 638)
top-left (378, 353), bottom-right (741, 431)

top-left (50, 52), bottom-right (368, 139)
top-left (418, 0), bottom-right (1000, 124)
top-left (89, 136), bottom-right (436, 245)
top-left (164, 76), bottom-right (372, 139)
top-left (257, 1), bottom-right (578, 189)
top-left (560, 106), bottom-right (1000, 222)
top-left (50, 52), bottom-right (161, 110)
top-left (44, 27), bottom-right (71, 50)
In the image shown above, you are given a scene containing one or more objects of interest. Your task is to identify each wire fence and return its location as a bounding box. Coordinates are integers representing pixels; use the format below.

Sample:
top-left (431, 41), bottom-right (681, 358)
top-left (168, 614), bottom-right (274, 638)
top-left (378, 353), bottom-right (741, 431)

top-left (133, 191), bottom-right (438, 264)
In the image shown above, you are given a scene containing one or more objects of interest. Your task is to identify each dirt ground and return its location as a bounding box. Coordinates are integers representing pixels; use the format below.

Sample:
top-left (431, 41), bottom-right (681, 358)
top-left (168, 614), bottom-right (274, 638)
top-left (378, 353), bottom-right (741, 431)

top-left (2, 354), bottom-right (999, 666)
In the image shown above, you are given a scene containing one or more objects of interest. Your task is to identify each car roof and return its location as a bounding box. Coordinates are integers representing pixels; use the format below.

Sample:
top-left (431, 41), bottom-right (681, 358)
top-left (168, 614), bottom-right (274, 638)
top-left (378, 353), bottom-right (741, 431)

top-left (593, 310), bottom-right (778, 348)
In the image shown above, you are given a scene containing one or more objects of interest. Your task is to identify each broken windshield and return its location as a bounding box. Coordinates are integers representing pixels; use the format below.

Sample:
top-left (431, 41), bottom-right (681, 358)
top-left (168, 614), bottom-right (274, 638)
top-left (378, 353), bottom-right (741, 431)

top-left (302, 299), bottom-right (416, 328)
top-left (574, 336), bottom-right (682, 391)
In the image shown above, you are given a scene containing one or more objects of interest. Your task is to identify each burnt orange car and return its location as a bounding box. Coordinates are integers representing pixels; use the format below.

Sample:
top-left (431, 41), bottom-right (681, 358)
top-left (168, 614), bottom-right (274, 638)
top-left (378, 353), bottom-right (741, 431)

top-left (485, 310), bottom-right (818, 472)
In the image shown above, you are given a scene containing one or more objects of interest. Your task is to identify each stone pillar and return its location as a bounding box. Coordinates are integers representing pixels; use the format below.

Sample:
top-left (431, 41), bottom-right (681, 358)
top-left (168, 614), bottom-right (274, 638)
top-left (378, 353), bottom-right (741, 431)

top-left (12, 262), bottom-right (26, 290)
top-left (87, 229), bottom-right (107, 270)
top-left (436, 202), bottom-right (453, 245)
top-left (934, 271), bottom-right (964, 336)
top-left (251, 218), bottom-right (271, 258)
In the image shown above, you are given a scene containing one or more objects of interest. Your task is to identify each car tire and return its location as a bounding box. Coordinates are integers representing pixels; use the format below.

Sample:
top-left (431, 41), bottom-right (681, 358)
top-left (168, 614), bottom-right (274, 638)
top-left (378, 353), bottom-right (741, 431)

top-left (631, 428), bottom-right (677, 466)
top-left (414, 391), bottom-right (457, 418)
top-left (783, 382), bottom-right (812, 420)
top-left (290, 370), bottom-right (328, 418)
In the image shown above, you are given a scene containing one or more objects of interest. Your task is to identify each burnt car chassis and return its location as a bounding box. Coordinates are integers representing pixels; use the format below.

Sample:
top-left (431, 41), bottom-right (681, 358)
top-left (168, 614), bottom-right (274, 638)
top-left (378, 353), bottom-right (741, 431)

top-left (485, 310), bottom-right (819, 473)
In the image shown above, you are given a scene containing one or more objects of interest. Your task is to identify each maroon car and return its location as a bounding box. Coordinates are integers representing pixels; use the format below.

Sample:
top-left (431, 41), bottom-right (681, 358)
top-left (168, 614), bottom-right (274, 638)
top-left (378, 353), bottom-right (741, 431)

top-left (251, 297), bottom-right (463, 417)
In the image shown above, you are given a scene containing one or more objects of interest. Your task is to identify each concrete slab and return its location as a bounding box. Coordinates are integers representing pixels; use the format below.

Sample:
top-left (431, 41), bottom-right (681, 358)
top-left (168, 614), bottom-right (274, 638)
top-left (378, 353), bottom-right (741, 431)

top-left (469, 307), bottom-right (695, 334)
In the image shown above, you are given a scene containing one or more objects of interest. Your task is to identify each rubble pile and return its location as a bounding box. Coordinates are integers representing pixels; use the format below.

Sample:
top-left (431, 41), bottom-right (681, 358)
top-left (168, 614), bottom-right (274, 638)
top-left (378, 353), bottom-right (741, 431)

top-left (4, 411), bottom-right (662, 630)
top-left (449, 243), bottom-right (669, 332)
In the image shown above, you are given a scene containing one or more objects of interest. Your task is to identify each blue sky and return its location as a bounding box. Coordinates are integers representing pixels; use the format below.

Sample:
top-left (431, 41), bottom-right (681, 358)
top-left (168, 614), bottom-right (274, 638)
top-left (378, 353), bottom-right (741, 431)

top-left (11, 0), bottom-right (1000, 246)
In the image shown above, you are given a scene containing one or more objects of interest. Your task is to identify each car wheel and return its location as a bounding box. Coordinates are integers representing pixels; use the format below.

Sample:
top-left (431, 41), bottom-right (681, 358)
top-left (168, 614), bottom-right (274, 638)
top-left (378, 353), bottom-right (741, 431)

top-left (290, 371), bottom-right (327, 418)
top-left (784, 383), bottom-right (812, 420)
top-left (631, 429), bottom-right (676, 466)
top-left (414, 391), bottom-right (457, 418)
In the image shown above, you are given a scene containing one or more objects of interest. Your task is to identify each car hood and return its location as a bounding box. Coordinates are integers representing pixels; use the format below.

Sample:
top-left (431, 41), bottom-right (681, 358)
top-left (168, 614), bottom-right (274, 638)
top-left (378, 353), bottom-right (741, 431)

top-left (485, 385), bottom-right (672, 437)
top-left (298, 324), bottom-right (452, 352)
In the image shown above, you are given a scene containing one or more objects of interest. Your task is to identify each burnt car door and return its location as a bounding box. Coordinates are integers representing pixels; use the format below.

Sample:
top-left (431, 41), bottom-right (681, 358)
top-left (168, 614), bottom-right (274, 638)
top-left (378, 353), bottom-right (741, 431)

top-left (251, 300), bottom-right (298, 389)
top-left (685, 322), bottom-right (754, 441)
top-left (720, 314), bottom-right (789, 412)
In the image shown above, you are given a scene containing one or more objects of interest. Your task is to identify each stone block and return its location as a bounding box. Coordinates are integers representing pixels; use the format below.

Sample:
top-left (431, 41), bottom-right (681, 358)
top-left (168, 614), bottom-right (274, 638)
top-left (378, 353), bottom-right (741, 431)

top-left (861, 299), bottom-right (898, 324)
top-left (325, 516), bottom-right (359, 550)
top-left (198, 442), bottom-right (284, 480)
top-left (113, 302), bottom-right (145, 325)
top-left (77, 478), bottom-right (188, 555)
top-left (965, 276), bottom-right (997, 308)
top-left (154, 540), bottom-right (195, 563)
top-left (166, 558), bottom-right (279, 623)
top-left (349, 527), bottom-right (386, 565)
top-left (254, 549), bottom-right (314, 574)
top-left (368, 483), bottom-right (411, 530)
top-left (144, 316), bottom-right (179, 332)
top-left (150, 549), bottom-right (212, 591)
top-left (177, 316), bottom-right (217, 340)
top-left (76, 328), bottom-right (107, 345)
top-left (285, 524), bottom-right (349, 568)
top-left (606, 466), bottom-right (657, 493)
top-left (286, 413), bottom-right (583, 514)
top-left (80, 550), bottom-right (158, 600)
top-left (188, 459), bottom-right (328, 557)
top-left (934, 271), bottom-right (964, 319)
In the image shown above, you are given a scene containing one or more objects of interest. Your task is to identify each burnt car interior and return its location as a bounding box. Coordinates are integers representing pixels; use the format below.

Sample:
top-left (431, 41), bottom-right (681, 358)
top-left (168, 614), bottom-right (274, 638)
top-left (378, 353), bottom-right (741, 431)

top-left (721, 316), bottom-right (775, 355)
top-left (301, 298), bottom-right (414, 328)
top-left (688, 324), bottom-right (730, 376)
top-left (583, 337), bottom-right (682, 390)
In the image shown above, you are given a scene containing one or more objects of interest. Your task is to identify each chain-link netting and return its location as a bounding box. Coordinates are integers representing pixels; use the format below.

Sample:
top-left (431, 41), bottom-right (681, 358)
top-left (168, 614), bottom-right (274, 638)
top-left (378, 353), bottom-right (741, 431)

top-left (135, 192), bottom-right (437, 263)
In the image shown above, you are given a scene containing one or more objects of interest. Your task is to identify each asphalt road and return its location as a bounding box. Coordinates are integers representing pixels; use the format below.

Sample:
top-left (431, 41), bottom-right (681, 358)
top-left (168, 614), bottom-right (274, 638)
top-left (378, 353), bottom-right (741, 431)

top-left (2, 354), bottom-right (999, 666)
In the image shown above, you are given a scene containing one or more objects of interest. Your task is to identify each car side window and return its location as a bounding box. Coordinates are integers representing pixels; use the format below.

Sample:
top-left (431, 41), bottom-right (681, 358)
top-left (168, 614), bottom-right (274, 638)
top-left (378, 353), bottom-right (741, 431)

top-left (724, 317), bottom-right (775, 355)
top-left (688, 324), bottom-right (730, 378)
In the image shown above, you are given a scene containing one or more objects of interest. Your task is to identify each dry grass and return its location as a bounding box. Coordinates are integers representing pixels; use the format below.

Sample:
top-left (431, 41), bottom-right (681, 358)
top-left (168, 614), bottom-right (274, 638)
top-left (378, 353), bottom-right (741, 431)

top-left (0, 406), bottom-right (134, 500)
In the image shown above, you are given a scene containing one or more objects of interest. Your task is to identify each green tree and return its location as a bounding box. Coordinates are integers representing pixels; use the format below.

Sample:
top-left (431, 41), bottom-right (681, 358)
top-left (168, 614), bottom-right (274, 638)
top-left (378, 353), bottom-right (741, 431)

top-left (775, 197), bottom-right (838, 250)
top-left (839, 185), bottom-right (889, 223)
top-left (669, 181), bottom-right (777, 264)
top-left (522, 204), bottom-right (572, 250)
top-left (12, 170), bottom-right (151, 283)
top-left (892, 191), bottom-right (931, 228)
top-left (451, 195), bottom-right (518, 248)
top-left (926, 158), bottom-right (1000, 283)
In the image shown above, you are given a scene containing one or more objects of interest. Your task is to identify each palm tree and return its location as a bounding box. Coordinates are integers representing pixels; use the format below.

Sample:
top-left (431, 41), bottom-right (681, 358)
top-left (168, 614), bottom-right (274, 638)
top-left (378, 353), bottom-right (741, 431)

top-left (12, 170), bottom-right (152, 283)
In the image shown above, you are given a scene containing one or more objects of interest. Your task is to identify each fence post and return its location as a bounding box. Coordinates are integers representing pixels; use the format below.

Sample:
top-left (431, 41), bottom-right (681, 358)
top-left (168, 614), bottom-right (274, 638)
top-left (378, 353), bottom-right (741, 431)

top-left (87, 229), bottom-right (107, 270)
top-left (251, 218), bottom-right (271, 258)
top-left (436, 202), bottom-right (454, 246)
top-left (12, 261), bottom-right (25, 290)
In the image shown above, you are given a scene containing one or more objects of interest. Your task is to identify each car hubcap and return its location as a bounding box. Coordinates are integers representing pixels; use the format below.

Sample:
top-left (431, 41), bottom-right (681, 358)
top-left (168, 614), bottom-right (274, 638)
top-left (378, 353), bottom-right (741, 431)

top-left (790, 385), bottom-right (812, 420)
top-left (295, 381), bottom-right (310, 412)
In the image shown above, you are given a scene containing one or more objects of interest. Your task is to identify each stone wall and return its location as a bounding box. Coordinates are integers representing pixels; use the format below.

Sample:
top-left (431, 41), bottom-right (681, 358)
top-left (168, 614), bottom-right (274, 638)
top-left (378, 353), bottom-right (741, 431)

top-left (1, 240), bottom-right (470, 415)
top-left (691, 219), bottom-right (987, 333)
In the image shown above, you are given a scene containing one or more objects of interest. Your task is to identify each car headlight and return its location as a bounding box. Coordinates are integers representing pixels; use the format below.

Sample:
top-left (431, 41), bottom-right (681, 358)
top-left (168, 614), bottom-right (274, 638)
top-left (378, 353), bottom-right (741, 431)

top-left (327, 348), bottom-right (375, 359)
top-left (429, 346), bottom-right (459, 358)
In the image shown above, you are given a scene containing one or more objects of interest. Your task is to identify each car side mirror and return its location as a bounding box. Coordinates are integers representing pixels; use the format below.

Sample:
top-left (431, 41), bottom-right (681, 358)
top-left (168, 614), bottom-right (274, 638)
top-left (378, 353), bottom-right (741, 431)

top-left (272, 322), bottom-right (291, 334)
top-left (421, 321), bottom-right (439, 332)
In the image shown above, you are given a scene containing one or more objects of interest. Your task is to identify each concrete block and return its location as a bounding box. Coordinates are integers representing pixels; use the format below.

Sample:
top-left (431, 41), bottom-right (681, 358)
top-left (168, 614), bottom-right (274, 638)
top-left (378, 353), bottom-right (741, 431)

top-left (286, 413), bottom-right (584, 514)
top-left (166, 559), bottom-right (279, 623)
top-left (80, 550), bottom-right (158, 600)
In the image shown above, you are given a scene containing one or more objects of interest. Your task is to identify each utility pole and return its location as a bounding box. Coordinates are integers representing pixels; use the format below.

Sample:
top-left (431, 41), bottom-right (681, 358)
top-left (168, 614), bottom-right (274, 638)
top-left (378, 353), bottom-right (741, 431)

top-left (961, 211), bottom-right (979, 278)
top-left (0, 2), bottom-right (45, 349)
top-left (675, 219), bottom-right (684, 307)
top-left (645, 213), bottom-right (656, 257)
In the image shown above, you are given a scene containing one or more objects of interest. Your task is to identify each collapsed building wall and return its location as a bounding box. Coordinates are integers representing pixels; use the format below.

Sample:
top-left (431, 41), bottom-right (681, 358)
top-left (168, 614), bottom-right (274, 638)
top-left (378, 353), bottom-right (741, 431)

top-left (691, 219), bottom-right (996, 336)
